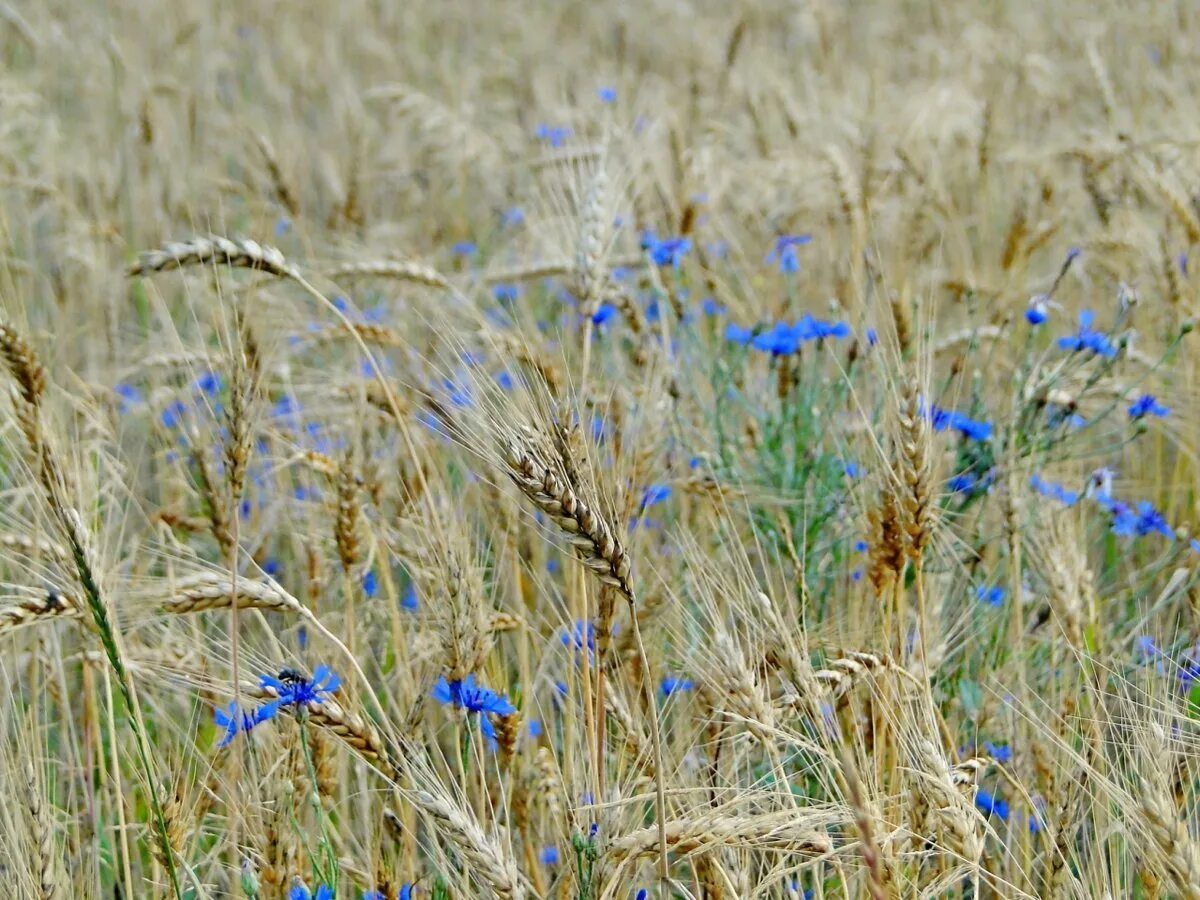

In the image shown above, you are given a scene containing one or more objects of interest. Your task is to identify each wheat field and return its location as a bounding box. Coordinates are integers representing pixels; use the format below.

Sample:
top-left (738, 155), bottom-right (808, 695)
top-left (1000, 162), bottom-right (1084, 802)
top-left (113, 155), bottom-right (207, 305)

top-left (2, 1), bottom-right (1200, 897)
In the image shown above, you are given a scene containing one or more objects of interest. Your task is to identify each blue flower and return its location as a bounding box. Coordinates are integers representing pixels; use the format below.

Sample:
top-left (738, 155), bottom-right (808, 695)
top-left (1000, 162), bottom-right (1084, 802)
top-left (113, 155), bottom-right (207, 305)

top-left (591, 303), bottom-right (617, 325)
top-left (540, 846), bottom-right (560, 865)
top-left (661, 676), bottom-right (693, 697)
top-left (195, 371), bottom-right (223, 396)
top-left (114, 383), bottom-right (143, 413)
top-left (1057, 310), bottom-right (1116, 357)
top-left (213, 702), bottom-right (269, 747)
top-left (752, 321), bottom-right (801, 355)
top-left (795, 314), bottom-right (851, 341)
top-left (866, 328), bottom-right (878, 346)
top-left (562, 620), bottom-right (596, 658)
top-left (597, 86), bottom-right (617, 103)
top-left (926, 404), bottom-right (992, 441)
top-left (492, 283), bottom-right (520, 303)
top-left (452, 241), bottom-right (477, 256)
top-left (288, 886), bottom-right (333, 900)
top-left (843, 461), bottom-right (862, 479)
top-left (853, 540), bottom-right (869, 552)
top-left (984, 742), bottom-right (1012, 764)
top-left (161, 400), bottom-right (188, 429)
top-left (975, 585), bottom-right (1005, 607)
top-left (1132, 501), bottom-right (1174, 539)
top-left (641, 484), bottom-right (672, 508)
top-left (259, 665), bottom-right (342, 713)
top-left (528, 719), bottom-right (543, 737)
top-left (1030, 475), bottom-right (1079, 506)
top-left (402, 584), bottom-right (418, 611)
top-left (974, 789), bottom-right (1009, 820)
top-left (432, 674), bottom-right (516, 748)
top-left (700, 297), bottom-right (724, 316)
top-left (362, 570), bottom-right (378, 598)
top-left (502, 207), bottom-right (525, 227)
top-left (725, 322), bottom-right (754, 344)
top-left (642, 231), bottom-right (692, 268)
top-left (535, 124), bottom-right (572, 148)
top-left (1025, 294), bottom-right (1050, 325)
top-left (948, 473), bottom-right (977, 494)
top-left (636, 891), bottom-right (649, 900)
top-left (1129, 394), bottom-right (1170, 420)
top-left (496, 371), bottom-right (516, 391)
top-left (764, 234), bottom-right (812, 273)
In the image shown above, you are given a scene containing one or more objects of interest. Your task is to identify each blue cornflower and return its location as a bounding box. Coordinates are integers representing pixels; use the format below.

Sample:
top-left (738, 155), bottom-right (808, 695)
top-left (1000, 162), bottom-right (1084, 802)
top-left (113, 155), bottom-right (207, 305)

top-left (854, 540), bottom-right (869, 552)
top-left (591, 303), bottom-right (617, 325)
top-left (528, 719), bottom-right (543, 737)
top-left (399, 887), bottom-right (414, 900)
top-left (651, 237), bottom-right (692, 268)
top-left (452, 241), bottom-right (477, 256)
top-left (562, 620), bottom-right (596, 658)
top-left (195, 371), bottom-right (222, 396)
top-left (597, 86), bottom-right (617, 103)
top-left (362, 570), bottom-right (378, 598)
top-left (161, 400), bottom-right (188, 429)
top-left (1129, 394), bottom-right (1170, 419)
top-left (213, 702), bottom-right (268, 747)
top-left (402, 584), bottom-right (418, 611)
top-left (974, 789), bottom-right (1009, 820)
top-left (661, 676), bottom-right (694, 697)
top-left (948, 473), bottom-right (977, 494)
top-left (1057, 310), bottom-right (1116, 358)
top-left (288, 886), bottom-right (333, 900)
top-left (725, 322), bottom-right (754, 344)
top-left (1025, 294), bottom-right (1050, 325)
top-left (984, 742), bottom-right (1013, 764)
top-left (865, 328), bottom-right (879, 346)
top-left (502, 207), bottom-right (525, 227)
top-left (1133, 501), bottom-right (1174, 539)
top-left (273, 393), bottom-right (301, 421)
top-left (496, 371), bottom-right (516, 390)
top-left (765, 234), bottom-right (812, 273)
top-left (795, 313), bottom-right (851, 341)
top-left (700, 297), bottom-right (724, 316)
top-left (642, 231), bottom-right (692, 267)
top-left (492, 283), bottom-right (520, 303)
top-left (114, 383), bottom-right (143, 413)
top-left (641, 484), bottom-right (672, 508)
top-left (751, 321), bottom-right (801, 355)
top-left (541, 846), bottom-right (560, 865)
top-left (259, 665), bottom-right (342, 712)
top-left (275, 216), bottom-right (292, 236)
top-left (1030, 475), bottom-right (1079, 507)
top-left (975, 585), bottom-right (1005, 607)
top-left (926, 404), bottom-right (992, 442)
top-left (1105, 498), bottom-right (1139, 537)
top-left (636, 891), bottom-right (649, 900)
top-left (534, 124), bottom-right (572, 147)
top-left (844, 461), bottom-right (862, 479)
top-left (432, 673), bottom-right (517, 748)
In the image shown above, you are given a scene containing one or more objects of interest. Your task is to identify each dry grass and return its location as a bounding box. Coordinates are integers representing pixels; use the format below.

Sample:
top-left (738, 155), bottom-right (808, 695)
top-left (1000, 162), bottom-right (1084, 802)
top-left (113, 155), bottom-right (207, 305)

top-left (2, 2), bottom-right (1200, 898)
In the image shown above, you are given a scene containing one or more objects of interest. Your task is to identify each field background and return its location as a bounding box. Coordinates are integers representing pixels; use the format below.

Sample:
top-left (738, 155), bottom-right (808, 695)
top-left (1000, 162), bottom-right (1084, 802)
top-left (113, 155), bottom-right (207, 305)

top-left (2, 1), bottom-right (1200, 898)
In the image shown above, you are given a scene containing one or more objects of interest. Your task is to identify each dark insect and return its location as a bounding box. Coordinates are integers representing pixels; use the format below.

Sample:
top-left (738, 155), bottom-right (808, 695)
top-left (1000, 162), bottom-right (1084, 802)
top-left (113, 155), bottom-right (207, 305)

top-left (44, 590), bottom-right (64, 611)
top-left (276, 667), bottom-right (308, 684)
